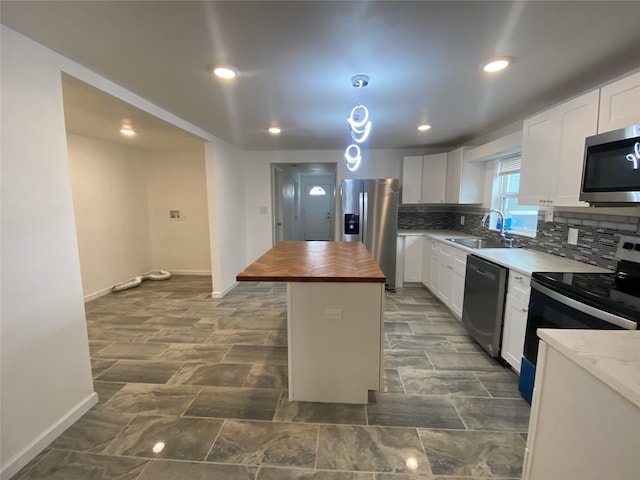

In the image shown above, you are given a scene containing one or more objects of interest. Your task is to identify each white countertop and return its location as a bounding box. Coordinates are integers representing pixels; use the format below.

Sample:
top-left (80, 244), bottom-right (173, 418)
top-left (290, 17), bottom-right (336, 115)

top-left (398, 229), bottom-right (612, 276)
top-left (538, 329), bottom-right (640, 408)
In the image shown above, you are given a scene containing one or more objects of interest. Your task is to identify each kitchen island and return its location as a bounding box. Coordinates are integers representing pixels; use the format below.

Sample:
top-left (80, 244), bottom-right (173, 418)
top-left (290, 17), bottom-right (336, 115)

top-left (522, 329), bottom-right (640, 480)
top-left (237, 241), bottom-right (385, 404)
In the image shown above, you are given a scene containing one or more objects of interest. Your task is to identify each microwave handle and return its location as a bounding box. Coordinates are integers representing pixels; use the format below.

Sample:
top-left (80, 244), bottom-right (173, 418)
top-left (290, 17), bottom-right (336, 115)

top-left (531, 280), bottom-right (637, 330)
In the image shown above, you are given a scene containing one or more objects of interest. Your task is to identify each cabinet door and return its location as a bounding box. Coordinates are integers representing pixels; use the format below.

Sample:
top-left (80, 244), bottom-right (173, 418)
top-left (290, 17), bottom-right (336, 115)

top-left (598, 71), bottom-right (640, 133)
top-left (430, 241), bottom-right (439, 292)
top-left (421, 153), bottom-right (447, 204)
top-left (445, 147), bottom-right (484, 204)
top-left (519, 110), bottom-right (558, 206)
top-left (450, 249), bottom-right (467, 320)
top-left (403, 235), bottom-right (423, 282)
top-left (502, 294), bottom-right (529, 372)
top-left (402, 156), bottom-right (423, 204)
top-left (421, 236), bottom-right (431, 288)
top-left (445, 148), bottom-right (463, 204)
top-left (554, 89), bottom-right (599, 207)
top-left (436, 245), bottom-right (453, 304)
top-left (395, 236), bottom-right (405, 289)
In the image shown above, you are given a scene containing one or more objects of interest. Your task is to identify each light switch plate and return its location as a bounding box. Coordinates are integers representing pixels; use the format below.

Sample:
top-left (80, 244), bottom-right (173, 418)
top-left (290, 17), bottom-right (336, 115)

top-left (544, 206), bottom-right (554, 222)
top-left (568, 227), bottom-right (578, 245)
top-left (324, 309), bottom-right (343, 320)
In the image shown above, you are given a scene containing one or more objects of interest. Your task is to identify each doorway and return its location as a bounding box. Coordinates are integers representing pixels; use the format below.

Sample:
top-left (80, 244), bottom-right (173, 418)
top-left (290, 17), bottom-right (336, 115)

top-left (270, 163), bottom-right (337, 243)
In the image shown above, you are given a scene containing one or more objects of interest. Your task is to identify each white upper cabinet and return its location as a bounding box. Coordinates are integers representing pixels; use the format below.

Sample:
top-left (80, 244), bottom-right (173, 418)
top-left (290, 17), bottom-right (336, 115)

top-left (401, 156), bottom-right (424, 204)
top-left (401, 154), bottom-right (447, 204)
top-left (445, 147), bottom-right (484, 204)
top-left (519, 89), bottom-right (599, 207)
top-left (421, 153), bottom-right (448, 204)
top-left (598, 70), bottom-right (640, 133)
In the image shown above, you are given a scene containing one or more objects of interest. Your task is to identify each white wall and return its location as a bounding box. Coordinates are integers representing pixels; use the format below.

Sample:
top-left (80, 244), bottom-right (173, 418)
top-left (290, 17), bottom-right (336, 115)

top-left (204, 140), bottom-right (248, 297)
top-left (0, 27), bottom-right (96, 479)
top-left (68, 137), bottom-right (212, 300)
top-left (143, 149), bottom-right (212, 275)
top-left (68, 134), bottom-right (153, 299)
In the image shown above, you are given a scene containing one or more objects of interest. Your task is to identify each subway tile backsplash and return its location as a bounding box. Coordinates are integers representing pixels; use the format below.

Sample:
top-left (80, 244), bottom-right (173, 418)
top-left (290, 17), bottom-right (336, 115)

top-left (398, 205), bottom-right (640, 270)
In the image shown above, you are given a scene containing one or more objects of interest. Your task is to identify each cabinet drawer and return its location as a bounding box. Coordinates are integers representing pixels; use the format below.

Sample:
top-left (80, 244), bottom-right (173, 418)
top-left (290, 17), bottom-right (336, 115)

top-left (508, 272), bottom-right (531, 303)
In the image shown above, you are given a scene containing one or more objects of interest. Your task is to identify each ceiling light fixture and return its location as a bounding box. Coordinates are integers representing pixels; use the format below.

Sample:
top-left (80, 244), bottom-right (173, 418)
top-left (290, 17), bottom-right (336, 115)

top-left (210, 64), bottom-right (238, 80)
top-left (482, 57), bottom-right (512, 73)
top-left (344, 74), bottom-right (372, 172)
top-left (120, 119), bottom-right (136, 136)
top-left (417, 124), bottom-right (432, 132)
top-left (268, 127), bottom-right (281, 135)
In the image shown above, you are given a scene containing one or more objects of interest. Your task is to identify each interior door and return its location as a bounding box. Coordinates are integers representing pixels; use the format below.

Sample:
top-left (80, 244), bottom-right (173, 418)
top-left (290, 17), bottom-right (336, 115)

top-left (302, 177), bottom-right (333, 240)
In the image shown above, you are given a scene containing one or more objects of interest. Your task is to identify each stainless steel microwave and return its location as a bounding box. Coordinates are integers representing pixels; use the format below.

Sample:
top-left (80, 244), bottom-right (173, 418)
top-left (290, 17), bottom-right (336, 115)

top-left (580, 125), bottom-right (640, 205)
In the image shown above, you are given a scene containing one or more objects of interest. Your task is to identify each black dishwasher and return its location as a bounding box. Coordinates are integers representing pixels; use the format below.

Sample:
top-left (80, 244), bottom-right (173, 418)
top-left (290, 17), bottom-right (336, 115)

top-left (461, 255), bottom-right (508, 357)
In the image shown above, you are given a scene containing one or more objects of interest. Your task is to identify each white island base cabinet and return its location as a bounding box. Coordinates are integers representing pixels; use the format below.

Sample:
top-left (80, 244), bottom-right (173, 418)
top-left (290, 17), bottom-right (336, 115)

top-left (287, 282), bottom-right (383, 404)
top-left (523, 339), bottom-right (640, 480)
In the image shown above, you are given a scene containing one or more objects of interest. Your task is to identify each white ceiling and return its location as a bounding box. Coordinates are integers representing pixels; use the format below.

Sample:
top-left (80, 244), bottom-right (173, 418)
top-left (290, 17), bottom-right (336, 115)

top-left (2, 1), bottom-right (640, 151)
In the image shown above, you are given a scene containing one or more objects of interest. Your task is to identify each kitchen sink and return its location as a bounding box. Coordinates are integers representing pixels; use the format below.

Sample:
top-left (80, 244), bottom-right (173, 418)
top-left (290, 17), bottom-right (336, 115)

top-left (445, 237), bottom-right (512, 249)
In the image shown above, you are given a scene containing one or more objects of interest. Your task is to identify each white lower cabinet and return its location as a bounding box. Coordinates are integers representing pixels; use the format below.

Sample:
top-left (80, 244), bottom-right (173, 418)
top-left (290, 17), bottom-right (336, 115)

top-left (421, 237), bottom-right (431, 289)
top-left (450, 247), bottom-right (467, 319)
top-left (429, 239), bottom-right (467, 320)
top-left (501, 272), bottom-right (531, 372)
top-left (429, 240), bottom-right (439, 291)
top-left (403, 235), bottom-right (423, 282)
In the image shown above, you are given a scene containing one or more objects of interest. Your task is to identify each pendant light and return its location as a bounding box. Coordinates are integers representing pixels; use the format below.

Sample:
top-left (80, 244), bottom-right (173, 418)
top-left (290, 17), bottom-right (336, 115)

top-left (344, 75), bottom-right (372, 172)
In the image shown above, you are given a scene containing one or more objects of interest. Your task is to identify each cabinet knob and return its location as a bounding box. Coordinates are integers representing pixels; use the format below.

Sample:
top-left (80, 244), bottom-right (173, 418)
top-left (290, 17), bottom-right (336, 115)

top-left (514, 276), bottom-right (523, 280)
top-left (521, 308), bottom-right (529, 313)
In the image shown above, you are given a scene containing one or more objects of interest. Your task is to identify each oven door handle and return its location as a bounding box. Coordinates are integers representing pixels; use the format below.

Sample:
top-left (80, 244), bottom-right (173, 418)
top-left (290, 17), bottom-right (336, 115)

top-left (531, 279), bottom-right (637, 330)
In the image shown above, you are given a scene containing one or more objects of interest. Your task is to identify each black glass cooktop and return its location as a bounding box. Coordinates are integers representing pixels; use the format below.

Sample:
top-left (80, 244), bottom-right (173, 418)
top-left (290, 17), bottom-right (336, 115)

top-left (532, 270), bottom-right (640, 323)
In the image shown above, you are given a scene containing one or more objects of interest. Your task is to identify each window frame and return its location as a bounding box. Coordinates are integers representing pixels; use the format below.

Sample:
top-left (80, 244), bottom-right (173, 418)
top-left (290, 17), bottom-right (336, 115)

top-left (489, 154), bottom-right (538, 238)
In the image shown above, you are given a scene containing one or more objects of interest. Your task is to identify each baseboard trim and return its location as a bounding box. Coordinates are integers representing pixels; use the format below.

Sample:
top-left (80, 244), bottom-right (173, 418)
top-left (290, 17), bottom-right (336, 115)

top-left (212, 281), bottom-right (237, 298)
top-left (84, 286), bottom-right (112, 303)
top-left (83, 270), bottom-right (213, 302)
top-left (166, 270), bottom-right (211, 276)
top-left (1, 392), bottom-right (98, 480)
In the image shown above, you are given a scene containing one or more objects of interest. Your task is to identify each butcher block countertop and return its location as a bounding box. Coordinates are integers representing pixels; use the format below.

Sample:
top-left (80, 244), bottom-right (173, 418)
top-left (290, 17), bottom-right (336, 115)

top-left (236, 241), bottom-right (386, 283)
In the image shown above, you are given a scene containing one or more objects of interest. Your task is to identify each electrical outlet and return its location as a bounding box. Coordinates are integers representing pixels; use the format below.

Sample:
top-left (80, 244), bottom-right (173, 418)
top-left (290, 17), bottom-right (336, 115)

top-left (460, 215), bottom-right (465, 225)
top-left (324, 309), bottom-right (342, 320)
top-left (568, 227), bottom-right (579, 245)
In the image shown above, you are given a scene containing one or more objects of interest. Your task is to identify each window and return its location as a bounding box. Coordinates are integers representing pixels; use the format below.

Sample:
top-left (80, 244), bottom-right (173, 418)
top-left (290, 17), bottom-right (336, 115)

top-left (491, 154), bottom-right (538, 236)
top-left (309, 186), bottom-right (327, 196)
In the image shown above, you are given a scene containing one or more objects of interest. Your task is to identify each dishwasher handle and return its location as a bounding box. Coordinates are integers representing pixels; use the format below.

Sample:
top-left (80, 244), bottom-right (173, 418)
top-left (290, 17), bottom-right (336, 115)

top-left (467, 262), bottom-right (497, 281)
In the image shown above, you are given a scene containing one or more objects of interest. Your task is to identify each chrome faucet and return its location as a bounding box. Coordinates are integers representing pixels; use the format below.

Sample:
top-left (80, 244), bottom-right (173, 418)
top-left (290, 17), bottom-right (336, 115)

top-left (481, 209), bottom-right (513, 246)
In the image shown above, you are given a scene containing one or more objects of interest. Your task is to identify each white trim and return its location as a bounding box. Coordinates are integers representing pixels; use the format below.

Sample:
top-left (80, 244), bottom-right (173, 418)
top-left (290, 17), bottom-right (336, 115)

top-left (164, 270), bottom-right (211, 276)
top-left (212, 281), bottom-right (238, 298)
top-left (82, 270), bottom-right (213, 302)
top-left (0, 392), bottom-right (98, 480)
top-left (83, 286), bottom-right (113, 302)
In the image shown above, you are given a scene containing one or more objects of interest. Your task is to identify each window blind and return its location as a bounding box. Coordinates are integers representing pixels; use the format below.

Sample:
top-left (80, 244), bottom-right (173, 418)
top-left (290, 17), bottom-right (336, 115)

top-left (498, 154), bottom-right (521, 176)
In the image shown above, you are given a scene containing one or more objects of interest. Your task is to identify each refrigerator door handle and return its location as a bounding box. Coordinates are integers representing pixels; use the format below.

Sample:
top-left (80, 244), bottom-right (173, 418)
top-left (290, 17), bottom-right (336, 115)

top-left (362, 191), bottom-right (368, 243)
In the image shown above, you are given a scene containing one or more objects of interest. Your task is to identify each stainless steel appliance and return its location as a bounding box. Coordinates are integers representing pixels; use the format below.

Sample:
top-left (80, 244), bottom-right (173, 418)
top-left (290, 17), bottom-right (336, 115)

top-left (341, 179), bottom-right (399, 290)
top-left (519, 235), bottom-right (640, 404)
top-left (461, 255), bottom-right (508, 357)
top-left (580, 124), bottom-right (640, 205)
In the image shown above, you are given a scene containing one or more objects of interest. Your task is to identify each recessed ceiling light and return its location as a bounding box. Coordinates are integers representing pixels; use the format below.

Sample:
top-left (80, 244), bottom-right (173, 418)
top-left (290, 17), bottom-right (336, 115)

top-left (268, 127), bottom-right (282, 135)
top-left (482, 57), bottom-right (512, 73)
top-left (210, 65), bottom-right (238, 79)
top-left (417, 124), bottom-right (432, 132)
top-left (120, 121), bottom-right (136, 136)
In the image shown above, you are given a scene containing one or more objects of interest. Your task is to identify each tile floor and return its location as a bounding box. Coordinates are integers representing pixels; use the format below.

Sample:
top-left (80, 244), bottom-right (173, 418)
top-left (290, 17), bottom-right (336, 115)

top-left (13, 276), bottom-right (530, 479)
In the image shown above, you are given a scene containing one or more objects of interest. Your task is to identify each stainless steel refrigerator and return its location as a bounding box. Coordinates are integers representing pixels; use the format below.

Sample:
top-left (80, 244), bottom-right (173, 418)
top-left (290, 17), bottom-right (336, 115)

top-left (340, 179), bottom-right (399, 290)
